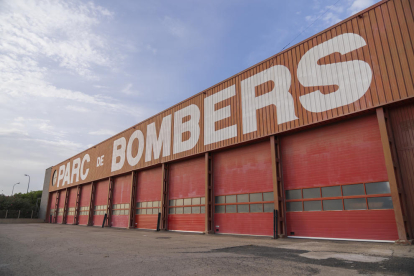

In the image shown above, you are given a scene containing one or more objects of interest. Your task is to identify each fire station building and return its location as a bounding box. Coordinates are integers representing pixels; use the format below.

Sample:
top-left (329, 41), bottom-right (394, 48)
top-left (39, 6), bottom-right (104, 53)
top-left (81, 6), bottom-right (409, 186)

top-left (43, 0), bottom-right (414, 243)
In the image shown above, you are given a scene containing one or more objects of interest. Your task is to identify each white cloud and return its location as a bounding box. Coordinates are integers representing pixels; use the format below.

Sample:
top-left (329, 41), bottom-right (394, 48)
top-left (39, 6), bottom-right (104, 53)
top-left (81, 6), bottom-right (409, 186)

top-left (66, 105), bottom-right (90, 113)
top-left (88, 129), bottom-right (117, 136)
top-left (348, 0), bottom-right (376, 15)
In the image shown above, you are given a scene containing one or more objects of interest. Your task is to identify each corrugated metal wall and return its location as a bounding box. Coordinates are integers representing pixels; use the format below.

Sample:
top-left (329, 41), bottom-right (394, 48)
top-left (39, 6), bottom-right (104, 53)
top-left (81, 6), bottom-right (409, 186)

top-left (389, 103), bottom-right (414, 238)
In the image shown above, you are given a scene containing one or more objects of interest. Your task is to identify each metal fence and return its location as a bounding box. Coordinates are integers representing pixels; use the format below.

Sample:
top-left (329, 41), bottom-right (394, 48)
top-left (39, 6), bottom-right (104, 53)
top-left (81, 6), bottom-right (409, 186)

top-left (0, 210), bottom-right (39, 219)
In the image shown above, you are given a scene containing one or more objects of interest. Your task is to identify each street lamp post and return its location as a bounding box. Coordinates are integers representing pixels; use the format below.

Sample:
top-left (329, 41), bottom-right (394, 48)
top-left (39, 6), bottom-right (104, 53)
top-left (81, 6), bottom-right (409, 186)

top-left (12, 182), bottom-right (20, 196)
top-left (24, 174), bottom-right (30, 193)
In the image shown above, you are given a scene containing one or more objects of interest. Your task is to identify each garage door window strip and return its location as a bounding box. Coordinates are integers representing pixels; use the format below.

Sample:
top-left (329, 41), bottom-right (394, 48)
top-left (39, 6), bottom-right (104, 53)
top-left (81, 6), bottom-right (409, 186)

top-left (285, 182), bottom-right (392, 212)
top-left (169, 197), bottom-right (205, 214)
top-left (136, 201), bottom-right (161, 215)
top-left (112, 203), bottom-right (130, 215)
top-left (214, 192), bottom-right (274, 213)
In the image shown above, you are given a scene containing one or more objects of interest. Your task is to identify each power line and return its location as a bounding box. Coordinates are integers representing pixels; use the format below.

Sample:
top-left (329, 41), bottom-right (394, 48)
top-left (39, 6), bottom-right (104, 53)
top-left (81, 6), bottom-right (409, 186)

top-left (280, 0), bottom-right (343, 52)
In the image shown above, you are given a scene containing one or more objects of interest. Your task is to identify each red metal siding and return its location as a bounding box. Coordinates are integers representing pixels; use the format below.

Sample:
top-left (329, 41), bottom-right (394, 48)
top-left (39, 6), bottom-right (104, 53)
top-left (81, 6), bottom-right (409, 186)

top-left (389, 103), bottom-right (414, 238)
top-left (168, 214), bottom-right (205, 232)
top-left (168, 156), bottom-right (205, 232)
top-left (215, 213), bottom-right (273, 236)
top-left (214, 141), bottom-right (273, 195)
top-left (135, 167), bottom-right (162, 229)
top-left (47, 193), bottom-right (56, 223)
top-left (78, 184), bottom-right (91, 225)
top-left (92, 179), bottom-right (109, 226)
top-left (282, 114), bottom-right (398, 240)
top-left (282, 114), bottom-right (388, 189)
top-left (111, 174), bottom-right (131, 228)
top-left (286, 210), bottom-right (398, 240)
top-left (57, 190), bottom-right (66, 224)
top-left (66, 187), bottom-right (77, 225)
top-left (213, 141), bottom-right (273, 236)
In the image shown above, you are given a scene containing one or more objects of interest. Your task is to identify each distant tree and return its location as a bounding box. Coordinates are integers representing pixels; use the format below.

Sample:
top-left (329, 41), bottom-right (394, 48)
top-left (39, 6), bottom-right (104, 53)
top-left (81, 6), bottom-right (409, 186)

top-left (0, 191), bottom-right (42, 211)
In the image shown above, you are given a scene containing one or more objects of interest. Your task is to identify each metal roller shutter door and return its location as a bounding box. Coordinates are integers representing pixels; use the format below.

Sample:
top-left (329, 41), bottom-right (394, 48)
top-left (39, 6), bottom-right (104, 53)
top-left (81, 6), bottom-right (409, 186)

top-left (111, 174), bottom-right (131, 228)
top-left (168, 156), bottom-right (205, 232)
top-left (66, 187), bottom-right (77, 225)
top-left (282, 114), bottom-right (398, 241)
top-left (92, 180), bottom-right (109, 226)
top-left (78, 184), bottom-right (91, 225)
top-left (47, 192), bottom-right (56, 223)
top-left (214, 141), bottom-right (274, 236)
top-left (135, 167), bottom-right (162, 230)
top-left (56, 190), bottom-right (66, 224)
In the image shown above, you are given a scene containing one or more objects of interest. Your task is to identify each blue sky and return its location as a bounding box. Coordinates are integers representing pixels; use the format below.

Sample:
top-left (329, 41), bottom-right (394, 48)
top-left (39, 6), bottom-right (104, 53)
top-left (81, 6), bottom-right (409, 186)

top-left (0, 0), bottom-right (378, 195)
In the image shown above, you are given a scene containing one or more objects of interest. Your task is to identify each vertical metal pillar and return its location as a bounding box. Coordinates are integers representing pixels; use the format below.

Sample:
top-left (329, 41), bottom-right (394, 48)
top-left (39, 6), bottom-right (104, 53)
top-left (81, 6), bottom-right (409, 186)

top-left (205, 152), bottom-right (214, 234)
top-left (128, 171), bottom-right (138, 229)
top-left (105, 178), bottom-right (114, 227)
top-left (87, 182), bottom-right (95, 226)
top-left (62, 188), bottom-right (69, 224)
top-left (53, 190), bottom-right (60, 223)
top-left (270, 135), bottom-right (286, 238)
top-left (74, 185), bottom-right (81, 225)
top-left (160, 163), bottom-right (169, 230)
top-left (377, 107), bottom-right (408, 241)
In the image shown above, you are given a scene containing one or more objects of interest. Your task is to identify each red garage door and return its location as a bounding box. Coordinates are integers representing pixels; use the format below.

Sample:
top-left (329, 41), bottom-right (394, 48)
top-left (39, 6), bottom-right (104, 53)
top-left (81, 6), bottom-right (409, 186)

top-left (66, 187), bottom-right (77, 225)
top-left (56, 190), bottom-right (66, 223)
top-left (111, 174), bottom-right (131, 228)
top-left (47, 192), bottom-right (57, 223)
top-left (135, 167), bottom-right (162, 230)
top-left (168, 156), bottom-right (205, 232)
top-left (214, 141), bottom-right (274, 236)
top-left (92, 179), bottom-right (108, 226)
top-left (78, 184), bottom-right (91, 225)
top-left (282, 114), bottom-right (398, 241)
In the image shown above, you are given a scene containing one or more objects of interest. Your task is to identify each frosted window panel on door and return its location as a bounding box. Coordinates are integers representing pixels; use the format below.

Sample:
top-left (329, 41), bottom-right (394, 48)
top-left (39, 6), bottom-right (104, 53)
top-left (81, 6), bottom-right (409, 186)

top-left (147, 202), bottom-right (153, 208)
top-left (304, 201), bottom-right (322, 211)
top-left (192, 207), bottom-right (200, 214)
top-left (342, 184), bottom-right (365, 196)
top-left (215, 196), bottom-right (225, 204)
top-left (226, 195), bottom-right (236, 203)
top-left (286, 190), bottom-right (301, 200)
top-left (215, 205), bottom-right (225, 213)
top-left (184, 198), bottom-right (191, 205)
top-left (169, 208), bottom-right (175, 214)
top-left (175, 207), bottom-right (183, 214)
top-left (226, 205), bottom-right (236, 213)
top-left (263, 192), bottom-right (274, 201)
top-left (250, 193), bottom-right (262, 202)
top-left (264, 203), bottom-right (274, 212)
top-left (250, 204), bottom-right (263, 213)
top-left (365, 182), bottom-right (391, 195)
top-left (153, 201), bottom-right (159, 207)
top-left (184, 207), bottom-right (191, 214)
top-left (344, 198), bottom-right (367, 210)
top-left (286, 202), bottom-right (302, 212)
top-left (169, 200), bottom-right (175, 206)
top-left (368, 197), bottom-right (393, 209)
top-left (237, 194), bottom-right (249, 203)
top-left (323, 199), bottom-right (343, 210)
top-left (176, 199), bottom-right (184, 206)
top-left (237, 204), bottom-right (249, 213)
top-left (321, 186), bottom-right (342, 197)
top-left (200, 197), bottom-right (205, 204)
top-left (192, 198), bottom-right (200, 205)
top-left (303, 188), bottom-right (320, 199)
top-left (200, 206), bottom-right (205, 214)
